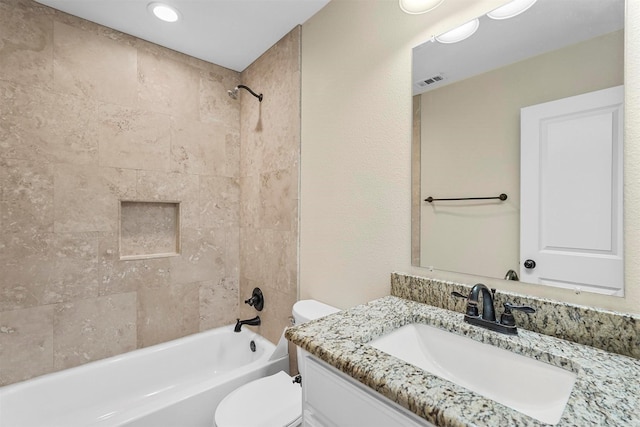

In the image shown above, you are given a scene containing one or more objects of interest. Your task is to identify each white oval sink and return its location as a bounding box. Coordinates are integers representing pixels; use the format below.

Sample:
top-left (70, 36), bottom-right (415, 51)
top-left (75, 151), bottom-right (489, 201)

top-left (368, 323), bottom-right (576, 425)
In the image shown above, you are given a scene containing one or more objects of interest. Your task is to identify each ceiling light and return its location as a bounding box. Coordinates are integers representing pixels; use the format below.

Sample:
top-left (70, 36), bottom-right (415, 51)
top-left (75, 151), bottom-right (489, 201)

top-left (399, 0), bottom-right (444, 15)
top-left (148, 2), bottom-right (180, 22)
top-left (487, 0), bottom-right (537, 20)
top-left (435, 19), bottom-right (479, 44)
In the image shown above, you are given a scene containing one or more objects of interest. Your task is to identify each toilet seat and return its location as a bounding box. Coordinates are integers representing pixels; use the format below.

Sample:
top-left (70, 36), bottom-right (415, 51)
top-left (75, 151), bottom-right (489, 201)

top-left (214, 371), bottom-right (302, 427)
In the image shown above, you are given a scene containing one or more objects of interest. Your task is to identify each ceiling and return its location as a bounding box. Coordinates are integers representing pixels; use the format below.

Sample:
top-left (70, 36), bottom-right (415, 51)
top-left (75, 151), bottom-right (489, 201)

top-left (413, 0), bottom-right (624, 95)
top-left (35, 0), bottom-right (331, 72)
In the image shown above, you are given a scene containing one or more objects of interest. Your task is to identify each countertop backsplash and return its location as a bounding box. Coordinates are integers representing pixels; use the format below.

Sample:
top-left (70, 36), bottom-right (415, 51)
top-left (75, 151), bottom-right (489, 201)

top-left (391, 272), bottom-right (640, 359)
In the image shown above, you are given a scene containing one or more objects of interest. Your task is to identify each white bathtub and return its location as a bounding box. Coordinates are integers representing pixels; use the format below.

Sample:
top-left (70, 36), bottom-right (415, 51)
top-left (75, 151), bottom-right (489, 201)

top-left (0, 325), bottom-right (289, 427)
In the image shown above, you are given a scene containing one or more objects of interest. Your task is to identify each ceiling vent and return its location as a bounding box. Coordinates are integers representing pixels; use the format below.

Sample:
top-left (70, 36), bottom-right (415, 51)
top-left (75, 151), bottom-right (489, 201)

top-left (417, 74), bottom-right (445, 87)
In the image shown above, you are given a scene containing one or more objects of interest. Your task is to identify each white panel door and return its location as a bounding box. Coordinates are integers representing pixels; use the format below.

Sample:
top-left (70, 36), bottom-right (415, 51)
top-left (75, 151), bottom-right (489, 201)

top-left (520, 85), bottom-right (623, 296)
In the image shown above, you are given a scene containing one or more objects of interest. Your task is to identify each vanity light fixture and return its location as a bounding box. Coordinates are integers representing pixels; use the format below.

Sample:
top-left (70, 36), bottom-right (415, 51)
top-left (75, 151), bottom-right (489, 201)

top-left (487, 0), bottom-right (537, 20)
top-left (435, 18), bottom-right (479, 44)
top-left (399, 0), bottom-right (444, 15)
top-left (148, 2), bottom-right (180, 22)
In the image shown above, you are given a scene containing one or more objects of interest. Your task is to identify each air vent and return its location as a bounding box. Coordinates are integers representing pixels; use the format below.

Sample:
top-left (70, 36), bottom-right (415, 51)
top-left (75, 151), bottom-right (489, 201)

top-left (417, 74), bottom-right (444, 87)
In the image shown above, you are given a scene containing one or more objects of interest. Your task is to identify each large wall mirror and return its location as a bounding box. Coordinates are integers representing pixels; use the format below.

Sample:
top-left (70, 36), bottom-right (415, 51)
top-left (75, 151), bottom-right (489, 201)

top-left (411, 0), bottom-right (625, 296)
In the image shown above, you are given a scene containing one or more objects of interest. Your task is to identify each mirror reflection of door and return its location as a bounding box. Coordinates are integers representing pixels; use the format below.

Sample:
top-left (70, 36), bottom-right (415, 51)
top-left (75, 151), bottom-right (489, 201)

top-left (412, 0), bottom-right (625, 297)
top-left (520, 85), bottom-right (624, 296)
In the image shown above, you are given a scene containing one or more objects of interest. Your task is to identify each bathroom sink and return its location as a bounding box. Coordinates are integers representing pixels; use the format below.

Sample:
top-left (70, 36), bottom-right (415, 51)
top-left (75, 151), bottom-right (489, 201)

top-left (368, 323), bottom-right (576, 425)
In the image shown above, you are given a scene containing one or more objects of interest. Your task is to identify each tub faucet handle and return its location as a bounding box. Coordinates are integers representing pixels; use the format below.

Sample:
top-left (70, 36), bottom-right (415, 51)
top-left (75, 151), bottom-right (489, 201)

top-left (244, 287), bottom-right (264, 311)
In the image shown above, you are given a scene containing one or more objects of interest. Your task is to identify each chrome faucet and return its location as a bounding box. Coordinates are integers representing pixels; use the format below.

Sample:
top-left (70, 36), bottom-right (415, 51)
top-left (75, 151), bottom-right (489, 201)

top-left (234, 316), bottom-right (261, 332)
top-left (452, 284), bottom-right (535, 335)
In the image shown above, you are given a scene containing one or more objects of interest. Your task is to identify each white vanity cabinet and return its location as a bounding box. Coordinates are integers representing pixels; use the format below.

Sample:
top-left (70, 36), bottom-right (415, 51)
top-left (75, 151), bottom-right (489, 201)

top-left (302, 356), bottom-right (434, 427)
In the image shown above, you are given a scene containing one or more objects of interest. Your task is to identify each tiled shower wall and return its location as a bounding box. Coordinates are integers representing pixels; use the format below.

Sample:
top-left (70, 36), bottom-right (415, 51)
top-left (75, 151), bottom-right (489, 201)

top-left (239, 27), bottom-right (301, 346)
top-left (0, 0), bottom-right (250, 385)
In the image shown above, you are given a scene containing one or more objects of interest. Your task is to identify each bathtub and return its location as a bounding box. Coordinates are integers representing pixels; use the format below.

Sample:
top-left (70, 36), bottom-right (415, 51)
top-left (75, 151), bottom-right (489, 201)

top-left (0, 325), bottom-right (289, 427)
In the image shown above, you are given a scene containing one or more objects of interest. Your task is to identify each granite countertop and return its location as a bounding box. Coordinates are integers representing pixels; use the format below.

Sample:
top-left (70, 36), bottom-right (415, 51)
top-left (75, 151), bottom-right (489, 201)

top-left (285, 296), bottom-right (640, 427)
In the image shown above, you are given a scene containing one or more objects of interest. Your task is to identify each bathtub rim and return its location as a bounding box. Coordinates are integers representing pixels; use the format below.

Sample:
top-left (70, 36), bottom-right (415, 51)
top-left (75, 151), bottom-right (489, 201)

top-left (0, 324), bottom-right (288, 427)
top-left (0, 324), bottom-right (275, 392)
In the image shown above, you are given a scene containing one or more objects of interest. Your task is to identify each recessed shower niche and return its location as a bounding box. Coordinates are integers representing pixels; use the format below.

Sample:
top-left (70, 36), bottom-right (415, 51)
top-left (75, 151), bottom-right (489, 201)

top-left (119, 201), bottom-right (180, 260)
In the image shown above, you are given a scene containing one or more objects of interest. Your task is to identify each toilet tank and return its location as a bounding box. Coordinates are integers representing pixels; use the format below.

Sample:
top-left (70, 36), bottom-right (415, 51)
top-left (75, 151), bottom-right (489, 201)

top-left (292, 299), bottom-right (340, 325)
top-left (292, 300), bottom-right (340, 378)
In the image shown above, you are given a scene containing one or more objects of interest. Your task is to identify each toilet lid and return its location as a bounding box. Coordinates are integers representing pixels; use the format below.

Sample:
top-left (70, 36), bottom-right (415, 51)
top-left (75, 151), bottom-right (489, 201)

top-left (215, 371), bottom-right (302, 427)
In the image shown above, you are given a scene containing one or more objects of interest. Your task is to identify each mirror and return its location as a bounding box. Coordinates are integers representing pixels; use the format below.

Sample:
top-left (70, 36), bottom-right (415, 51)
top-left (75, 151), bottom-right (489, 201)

top-left (412, 0), bottom-right (625, 295)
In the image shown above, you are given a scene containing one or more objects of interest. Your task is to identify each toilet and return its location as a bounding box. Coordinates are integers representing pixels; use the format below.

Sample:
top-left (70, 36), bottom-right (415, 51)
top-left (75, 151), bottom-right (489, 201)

top-left (214, 299), bottom-right (340, 427)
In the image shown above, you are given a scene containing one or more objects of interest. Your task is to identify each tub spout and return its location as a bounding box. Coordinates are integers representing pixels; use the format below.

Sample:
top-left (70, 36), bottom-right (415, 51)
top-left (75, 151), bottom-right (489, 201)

top-left (234, 316), bottom-right (261, 332)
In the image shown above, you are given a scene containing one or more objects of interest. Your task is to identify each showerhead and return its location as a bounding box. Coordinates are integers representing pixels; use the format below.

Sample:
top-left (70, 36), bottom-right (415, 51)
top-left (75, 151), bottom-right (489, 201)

top-left (227, 87), bottom-right (239, 100)
top-left (227, 85), bottom-right (263, 102)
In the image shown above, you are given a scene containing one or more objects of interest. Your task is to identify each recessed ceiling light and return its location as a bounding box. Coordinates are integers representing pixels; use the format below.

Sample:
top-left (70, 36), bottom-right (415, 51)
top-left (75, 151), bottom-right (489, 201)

top-left (435, 18), bottom-right (479, 44)
top-left (399, 0), bottom-right (444, 15)
top-left (148, 2), bottom-right (180, 22)
top-left (487, 0), bottom-right (537, 20)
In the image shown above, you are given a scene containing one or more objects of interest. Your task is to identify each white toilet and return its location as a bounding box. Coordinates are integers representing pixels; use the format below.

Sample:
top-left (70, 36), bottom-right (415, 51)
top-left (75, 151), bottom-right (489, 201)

top-left (214, 299), bottom-right (340, 427)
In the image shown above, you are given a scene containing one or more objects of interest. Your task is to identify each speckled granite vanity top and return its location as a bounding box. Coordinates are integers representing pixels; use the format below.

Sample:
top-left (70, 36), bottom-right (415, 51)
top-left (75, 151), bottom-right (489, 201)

top-left (285, 296), bottom-right (640, 426)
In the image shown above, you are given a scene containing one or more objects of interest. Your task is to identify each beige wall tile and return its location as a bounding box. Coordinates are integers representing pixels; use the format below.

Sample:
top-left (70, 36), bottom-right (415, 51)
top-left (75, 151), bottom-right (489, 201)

top-left (0, 305), bottom-right (54, 386)
top-left (0, 232), bottom-right (100, 310)
top-left (183, 282), bottom-right (201, 335)
top-left (53, 21), bottom-right (137, 106)
top-left (42, 233), bottom-right (100, 305)
top-left (240, 228), bottom-right (297, 294)
top-left (200, 176), bottom-right (240, 229)
top-left (137, 282), bottom-right (198, 348)
top-left (42, 258), bottom-right (100, 305)
top-left (225, 131), bottom-right (241, 179)
top-left (170, 227), bottom-right (226, 285)
top-left (98, 232), bottom-right (172, 295)
top-left (199, 278), bottom-right (239, 330)
top-left (137, 50), bottom-right (199, 119)
top-left (239, 175), bottom-right (261, 228)
top-left (0, 1), bottom-right (54, 88)
top-left (0, 81), bottom-right (100, 165)
top-left (46, 234), bottom-right (100, 297)
top-left (0, 233), bottom-right (52, 311)
top-left (53, 293), bottom-right (137, 370)
top-left (132, 36), bottom-right (230, 76)
top-left (98, 104), bottom-right (172, 171)
top-left (259, 167), bottom-right (296, 231)
top-left (0, 274), bottom-right (45, 312)
top-left (0, 158), bottom-right (54, 234)
top-left (170, 119), bottom-right (228, 176)
top-left (51, 232), bottom-right (99, 260)
top-left (99, 258), bottom-right (172, 296)
top-left (239, 125), bottom-right (267, 175)
top-left (53, 164), bottom-right (137, 233)
top-left (225, 227), bottom-right (240, 279)
top-left (198, 68), bottom-right (241, 125)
